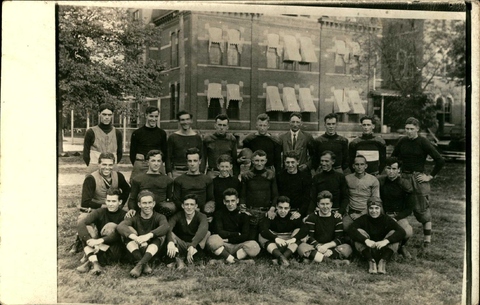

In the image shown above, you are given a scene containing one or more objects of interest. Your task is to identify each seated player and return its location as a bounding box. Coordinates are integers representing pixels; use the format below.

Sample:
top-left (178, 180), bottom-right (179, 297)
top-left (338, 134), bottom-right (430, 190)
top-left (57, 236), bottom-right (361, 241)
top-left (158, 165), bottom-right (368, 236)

top-left (348, 197), bottom-right (406, 274)
top-left (117, 190), bottom-right (170, 278)
top-left (212, 155), bottom-right (240, 211)
top-left (127, 150), bottom-right (175, 219)
top-left (259, 196), bottom-right (307, 266)
top-left (70, 152), bottom-right (130, 253)
top-left (206, 188), bottom-right (260, 264)
top-left (298, 191), bottom-right (352, 264)
top-left (76, 188), bottom-right (127, 275)
top-left (166, 194), bottom-right (210, 269)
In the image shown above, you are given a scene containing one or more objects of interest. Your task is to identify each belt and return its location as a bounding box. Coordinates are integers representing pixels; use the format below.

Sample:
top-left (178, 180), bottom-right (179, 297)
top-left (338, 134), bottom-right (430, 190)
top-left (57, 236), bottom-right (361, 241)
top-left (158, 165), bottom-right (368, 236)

top-left (248, 207), bottom-right (270, 211)
top-left (174, 166), bottom-right (188, 171)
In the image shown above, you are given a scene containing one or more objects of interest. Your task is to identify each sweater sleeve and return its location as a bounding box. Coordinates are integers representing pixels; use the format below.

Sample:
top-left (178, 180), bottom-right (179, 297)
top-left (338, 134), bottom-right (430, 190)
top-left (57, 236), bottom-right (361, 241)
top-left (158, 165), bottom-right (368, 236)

top-left (167, 213), bottom-right (180, 243)
top-left (347, 216), bottom-right (369, 243)
top-left (384, 217), bottom-right (406, 244)
top-left (333, 218), bottom-right (346, 246)
top-left (341, 138), bottom-right (349, 171)
top-left (311, 139), bottom-right (320, 171)
top-left (371, 176), bottom-right (380, 198)
top-left (378, 139), bottom-right (387, 173)
top-left (116, 129), bottom-right (123, 164)
top-left (173, 178), bottom-right (183, 210)
top-left (118, 173), bottom-right (130, 208)
top-left (128, 178), bottom-right (140, 211)
top-left (304, 215), bottom-right (319, 246)
top-left (81, 176), bottom-right (101, 209)
top-left (270, 173), bottom-right (279, 207)
top-left (83, 129), bottom-right (95, 166)
top-left (274, 138), bottom-right (282, 173)
top-left (423, 138), bottom-right (445, 177)
top-left (77, 209), bottom-right (102, 242)
top-left (190, 213), bottom-right (209, 248)
top-left (129, 130), bottom-right (138, 165)
top-left (116, 218), bottom-right (136, 238)
top-left (259, 217), bottom-right (276, 240)
top-left (214, 212), bottom-right (238, 239)
top-left (166, 135), bottom-right (174, 174)
top-left (166, 179), bottom-right (174, 202)
top-left (161, 130), bottom-right (168, 165)
top-left (227, 213), bottom-right (250, 244)
top-left (339, 176), bottom-right (349, 215)
top-left (292, 218), bottom-right (309, 241)
top-left (150, 214), bottom-right (170, 237)
top-left (348, 140), bottom-right (357, 173)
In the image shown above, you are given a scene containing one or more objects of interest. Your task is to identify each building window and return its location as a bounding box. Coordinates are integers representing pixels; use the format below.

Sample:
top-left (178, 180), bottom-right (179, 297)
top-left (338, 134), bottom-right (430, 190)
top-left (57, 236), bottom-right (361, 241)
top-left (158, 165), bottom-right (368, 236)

top-left (349, 55), bottom-right (360, 75)
top-left (283, 61), bottom-right (295, 71)
top-left (171, 32), bottom-right (178, 67)
top-left (133, 10), bottom-right (140, 21)
top-left (226, 100), bottom-right (240, 120)
top-left (298, 62), bottom-right (311, 72)
top-left (267, 48), bottom-right (279, 69)
top-left (208, 98), bottom-right (223, 119)
top-left (170, 84), bottom-right (177, 120)
top-left (301, 113), bottom-right (312, 122)
top-left (209, 44), bottom-right (222, 65)
top-left (227, 29), bottom-right (241, 66)
top-left (208, 27), bottom-right (224, 65)
top-left (267, 111), bottom-right (283, 122)
top-left (335, 54), bottom-right (346, 74)
top-left (445, 97), bottom-right (453, 123)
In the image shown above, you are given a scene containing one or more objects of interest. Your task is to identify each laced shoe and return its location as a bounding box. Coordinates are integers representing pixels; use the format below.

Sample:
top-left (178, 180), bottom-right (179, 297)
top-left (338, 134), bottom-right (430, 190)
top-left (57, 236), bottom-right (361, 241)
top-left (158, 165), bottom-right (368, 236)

top-left (130, 263), bottom-right (143, 278)
top-left (143, 263), bottom-right (153, 275)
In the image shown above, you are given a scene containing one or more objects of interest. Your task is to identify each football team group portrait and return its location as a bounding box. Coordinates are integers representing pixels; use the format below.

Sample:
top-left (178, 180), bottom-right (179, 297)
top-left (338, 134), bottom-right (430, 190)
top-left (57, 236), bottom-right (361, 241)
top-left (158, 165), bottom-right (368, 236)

top-left (56, 3), bottom-right (468, 305)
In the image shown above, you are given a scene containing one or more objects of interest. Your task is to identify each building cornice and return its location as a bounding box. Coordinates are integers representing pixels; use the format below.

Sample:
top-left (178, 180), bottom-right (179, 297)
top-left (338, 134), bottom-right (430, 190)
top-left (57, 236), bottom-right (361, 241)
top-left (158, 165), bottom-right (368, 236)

top-left (319, 17), bottom-right (381, 33)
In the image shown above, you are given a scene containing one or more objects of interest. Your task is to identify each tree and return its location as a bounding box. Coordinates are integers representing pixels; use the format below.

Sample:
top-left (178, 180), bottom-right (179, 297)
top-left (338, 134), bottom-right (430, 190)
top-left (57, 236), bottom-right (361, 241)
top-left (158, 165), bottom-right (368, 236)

top-left (57, 5), bottom-right (165, 153)
top-left (445, 20), bottom-right (466, 85)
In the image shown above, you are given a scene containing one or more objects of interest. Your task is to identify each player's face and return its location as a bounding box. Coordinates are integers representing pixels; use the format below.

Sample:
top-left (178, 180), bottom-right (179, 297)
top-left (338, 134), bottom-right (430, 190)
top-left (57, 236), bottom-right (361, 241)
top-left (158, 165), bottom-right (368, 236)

top-left (178, 114), bottom-right (192, 131)
top-left (320, 154), bottom-right (334, 172)
top-left (368, 205), bottom-right (381, 218)
top-left (214, 119), bottom-right (229, 135)
top-left (284, 157), bottom-right (299, 174)
top-left (252, 155), bottom-right (267, 171)
top-left (105, 195), bottom-right (121, 212)
top-left (98, 158), bottom-right (114, 177)
top-left (99, 109), bottom-right (113, 125)
top-left (353, 157), bottom-right (367, 174)
top-left (317, 198), bottom-right (332, 216)
top-left (187, 153), bottom-right (200, 173)
top-left (256, 120), bottom-right (269, 135)
top-left (405, 124), bottom-right (419, 139)
top-left (145, 111), bottom-right (159, 128)
top-left (148, 154), bottom-right (162, 173)
top-left (217, 161), bottom-right (232, 177)
top-left (276, 202), bottom-right (290, 218)
top-left (385, 163), bottom-right (400, 180)
top-left (289, 116), bottom-right (302, 132)
top-left (138, 195), bottom-right (155, 217)
top-left (324, 118), bottom-right (337, 136)
top-left (361, 119), bottom-right (374, 135)
top-left (223, 195), bottom-right (239, 212)
top-left (182, 199), bottom-right (197, 216)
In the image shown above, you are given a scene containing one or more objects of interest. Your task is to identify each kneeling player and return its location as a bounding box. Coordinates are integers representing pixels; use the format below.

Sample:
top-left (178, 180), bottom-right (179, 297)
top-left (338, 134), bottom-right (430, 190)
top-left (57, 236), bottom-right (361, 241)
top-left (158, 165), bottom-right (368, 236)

top-left (76, 188), bottom-right (127, 275)
top-left (298, 191), bottom-right (352, 264)
top-left (117, 190), bottom-right (170, 278)
top-left (207, 188), bottom-right (260, 264)
top-left (259, 196), bottom-right (307, 266)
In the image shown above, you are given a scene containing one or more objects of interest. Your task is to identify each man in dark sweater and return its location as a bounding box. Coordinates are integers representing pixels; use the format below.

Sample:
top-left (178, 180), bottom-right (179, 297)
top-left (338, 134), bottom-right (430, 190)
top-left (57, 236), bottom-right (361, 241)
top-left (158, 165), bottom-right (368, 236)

top-left (378, 157), bottom-right (414, 259)
top-left (276, 151), bottom-right (312, 217)
top-left (166, 194), bottom-right (210, 269)
top-left (312, 113), bottom-right (349, 173)
top-left (242, 113), bottom-right (282, 172)
top-left (259, 196), bottom-right (307, 266)
top-left (127, 150), bottom-right (175, 219)
top-left (173, 148), bottom-right (215, 219)
top-left (212, 155), bottom-right (240, 210)
top-left (391, 117), bottom-right (445, 254)
top-left (167, 111), bottom-right (203, 179)
top-left (83, 103), bottom-right (123, 173)
top-left (129, 106), bottom-right (168, 180)
top-left (298, 191), bottom-right (352, 264)
top-left (309, 151), bottom-right (349, 215)
top-left (76, 188), bottom-right (127, 275)
top-left (117, 190), bottom-right (170, 278)
top-left (349, 115), bottom-right (386, 175)
top-left (206, 188), bottom-right (260, 264)
top-left (240, 150), bottom-right (278, 240)
top-left (203, 114), bottom-right (238, 178)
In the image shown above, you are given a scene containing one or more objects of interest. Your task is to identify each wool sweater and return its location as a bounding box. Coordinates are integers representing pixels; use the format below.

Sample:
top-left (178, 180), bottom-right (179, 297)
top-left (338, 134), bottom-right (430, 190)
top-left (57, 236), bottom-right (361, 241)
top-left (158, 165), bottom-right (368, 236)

top-left (348, 213), bottom-right (406, 244)
top-left (240, 168), bottom-right (278, 208)
top-left (303, 211), bottom-right (346, 246)
top-left (259, 212), bottom-right (307, 241)
top-left (117, 212), bottom-right (170, 238)
top-left (128, 173), bottom-right (173, 212)
top-left (312, 133), bottom-right (349, 171)
top-left (129, 126), bottom-right (168, 165)
top-left (276, 169), bottom-right (312, 216)
top-left (78, 207), bottom-right (127, 243)
top-left (167, 211), bottom-right (209, 247)
top-left (349, 133), bottom-right (386, 174)
top-left (213, 208), bottom-right (251, 244)
top-left (309, 169), bottom-right (349, 214)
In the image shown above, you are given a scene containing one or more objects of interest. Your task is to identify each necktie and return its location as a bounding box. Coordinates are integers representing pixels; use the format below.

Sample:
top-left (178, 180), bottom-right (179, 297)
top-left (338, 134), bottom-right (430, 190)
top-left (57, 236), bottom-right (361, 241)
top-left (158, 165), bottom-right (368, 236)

top-left (292, 133), bottom-right (297, 150)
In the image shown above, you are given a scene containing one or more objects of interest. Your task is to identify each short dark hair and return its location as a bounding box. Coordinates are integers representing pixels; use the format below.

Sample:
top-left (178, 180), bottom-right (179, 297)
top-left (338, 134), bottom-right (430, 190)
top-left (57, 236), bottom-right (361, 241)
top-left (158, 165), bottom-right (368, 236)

top-left (138, 190), bottom-right (155, 202)
top-left (215, 114), bottom-right (229, 122)
top-left (360, 115), bottom-right (375, 124)
top-left (317, 190), bottom-right (333, 202)
top-left (320, 150), bottom-right (336, 161)
top-left (176, 110), bottom-right (193, 120)
top-left (385, 157), bottom-right (402, 168)
top-left (145, 106), bottom-right (159, 114)
top-left (252, 150), bottom-right (267, 159)
top-left (405, 117), bottom-right (420, 127)
top-left (257, 113), bottom-right (270, 122)
top-left (323, 113), bottom-right (337, 123)
top-left (99, 103), bottom-right (115, 113)
top-left (146, 149), bottom-right (163, 160)
top-left (223, 188), bottom-right (238, 199)
top-left (185, 147), bottom-right (201, 159)
top-left (217, 154), bottom-right (233, 165)
top-left (98, 152), bottom-right (115, 164)
top-left (183, 194), bottom-right (198, 203)
top-left (284, 150), bottom-right (300, 161)
top-left (106, 188), bottom-right (121, 198)
top-left (277, 196), bottom-right (291, 204)
top-left (354, 154), bottom-right (368, 164)
top-left (289, 112), bottom-right (302, 120)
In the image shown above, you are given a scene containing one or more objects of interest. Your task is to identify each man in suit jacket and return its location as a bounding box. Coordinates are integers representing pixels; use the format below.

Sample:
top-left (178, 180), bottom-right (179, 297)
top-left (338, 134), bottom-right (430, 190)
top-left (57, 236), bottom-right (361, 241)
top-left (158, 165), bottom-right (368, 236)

top-left (279, 112), bottom-right (314, 172)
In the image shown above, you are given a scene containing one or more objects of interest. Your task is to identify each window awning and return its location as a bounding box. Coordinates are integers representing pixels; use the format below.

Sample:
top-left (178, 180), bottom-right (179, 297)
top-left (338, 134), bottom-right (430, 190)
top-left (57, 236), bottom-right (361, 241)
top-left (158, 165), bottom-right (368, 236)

top-left (207, 83), bottom-right (224, 107)
top-left (299, 37), bottom-right (317, 63)
top-left (266, 86), bottom-right (284, 112)
top-left (208, 27), bottom-right (224, 52)
top-left (333, 89), bottom-right (351, 113)
top-left (282, 87), bottom-right (301, 112)
top-left (226, 84), bottom-right (243, 108)
top-left (227, 29), bottom-right (243, 54)
top-left (349, 41), bottom-right (361, 56)
top-left (298, 88), bottom-right (317, 112)
top-left (267, 33), bottom-right (282, 56)
top-left (347, 90), bottom-right (366, 114)
top-left (283, 35), bottom-right (302, 62)
top-left (335, 40), bottom-right (348, 55)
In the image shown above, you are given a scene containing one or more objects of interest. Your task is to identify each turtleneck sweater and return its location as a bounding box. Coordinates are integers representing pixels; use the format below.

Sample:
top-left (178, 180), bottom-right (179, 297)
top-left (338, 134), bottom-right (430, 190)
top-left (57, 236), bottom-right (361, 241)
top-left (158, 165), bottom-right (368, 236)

top-left (347, 213), bottom-right (406, 243)
top-left (203, 132), bottom-right (238, 171)
top-left (213, 208), bottom-right (250, 243)
top-left (129, 125), bottom-right (168, 165)
top-left (312, 133), bottom-right (349, 171)
top-left (83, 123), bottom-right (123, 166)
top-left (348, 133), bottom-right (386, 174)
top-left (240, 168), bottom-right (278, 209)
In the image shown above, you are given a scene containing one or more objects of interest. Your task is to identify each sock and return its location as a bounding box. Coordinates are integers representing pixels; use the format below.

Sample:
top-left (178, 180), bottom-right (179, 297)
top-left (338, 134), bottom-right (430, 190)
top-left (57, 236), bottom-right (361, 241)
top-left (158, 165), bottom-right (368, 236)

top-left (236, 248), bottom-right (247, 260)
top-left (271, 248), bottom-right (283, 259)
top-left (423, 222), bottom-right (432, 243)
top-left (380, 248), bottom-right (394, 261)
top-left (139, 252), bottom-right (153, 265)
top-left (88, 254), bottom-right (98, 263)
top-left (287, 243), bottom-right (298, 254)
top-left (131, 249), bottom-right (142, 262)
top-left (329, 250), bottom-right (340, 259)
top-left (308, 251), bottom-right (317, 261)
top-left (283, 249), bottom-right (293, 259)
top-left (219, 248), bottom-right (231, 259)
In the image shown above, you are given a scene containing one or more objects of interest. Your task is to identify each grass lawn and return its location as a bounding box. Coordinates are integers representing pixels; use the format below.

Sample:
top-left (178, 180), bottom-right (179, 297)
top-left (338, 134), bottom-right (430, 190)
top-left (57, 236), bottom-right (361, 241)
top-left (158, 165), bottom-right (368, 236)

top-left (57, 161), bottom-right (466, 305)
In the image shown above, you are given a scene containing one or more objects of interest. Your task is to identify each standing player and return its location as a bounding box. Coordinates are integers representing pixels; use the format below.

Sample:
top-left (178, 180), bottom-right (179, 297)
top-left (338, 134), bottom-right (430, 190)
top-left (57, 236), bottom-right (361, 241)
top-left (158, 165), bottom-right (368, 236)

top-left (129, 106), bottom-right (168, 180)
top-left (391, 117), bottom-right (445, 254)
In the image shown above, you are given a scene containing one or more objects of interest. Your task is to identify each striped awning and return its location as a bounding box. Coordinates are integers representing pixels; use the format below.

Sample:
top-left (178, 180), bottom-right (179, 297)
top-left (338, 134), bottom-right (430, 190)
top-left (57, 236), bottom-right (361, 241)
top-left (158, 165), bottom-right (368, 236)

top-left (208, 27), bottom-right (224, 52)
top-left (299, 37), bottom-right (317, 63)
top-left (266, 86), bottom-right (284, 112)
top-left (283, 35), bottom-right (302, 62)
top-left (335, 40), bottom-right (348, 55)
top-left (282, 87), bottom-right (301, 112)
top-left (298, 88), bottom-right (317, 112)
top-left (207, 83), bottom-right (224, 107)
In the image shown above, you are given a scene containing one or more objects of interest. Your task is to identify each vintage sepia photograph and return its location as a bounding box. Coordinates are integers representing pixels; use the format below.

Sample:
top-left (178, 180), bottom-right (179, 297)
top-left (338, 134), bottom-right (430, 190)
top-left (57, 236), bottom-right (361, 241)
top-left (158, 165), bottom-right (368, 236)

top-left (1, 1), bottom-right (476, 305)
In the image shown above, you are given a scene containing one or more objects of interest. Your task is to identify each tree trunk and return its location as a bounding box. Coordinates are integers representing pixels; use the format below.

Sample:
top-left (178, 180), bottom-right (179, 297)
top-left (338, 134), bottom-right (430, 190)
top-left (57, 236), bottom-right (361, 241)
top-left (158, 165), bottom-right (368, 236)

top-left (57, 101), bottom-right (64, 154)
